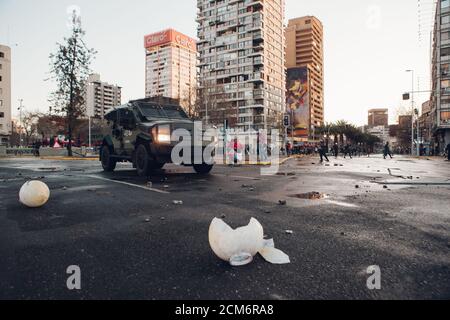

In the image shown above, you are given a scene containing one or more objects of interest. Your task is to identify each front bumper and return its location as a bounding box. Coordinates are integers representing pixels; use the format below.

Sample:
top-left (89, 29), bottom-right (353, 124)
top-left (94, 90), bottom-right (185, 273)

top-left (150, 144), bottom-right (216, 165)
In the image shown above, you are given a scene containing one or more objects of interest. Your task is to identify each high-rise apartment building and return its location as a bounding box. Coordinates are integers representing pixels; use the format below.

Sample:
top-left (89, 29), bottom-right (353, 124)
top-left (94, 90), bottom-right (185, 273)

top-left (286, 16), bottom-right (324, 135)
top-left (0, 44), bottom-right (12, 145)
top-left (85, 74), bottom-right (122, 119)
top-left (197, 0), bottom-right (286, 131)
top-left (144, 29), bottom-right (197, 116)
top-left (368, 108), bottom-right (389, 127)
top-left (431, 0), bottom-right (450, 151)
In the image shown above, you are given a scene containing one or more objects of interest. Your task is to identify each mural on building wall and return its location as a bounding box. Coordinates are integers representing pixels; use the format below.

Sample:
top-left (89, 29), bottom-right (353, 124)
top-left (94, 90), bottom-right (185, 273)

top-left (286, 67), bottom-right (309, 139)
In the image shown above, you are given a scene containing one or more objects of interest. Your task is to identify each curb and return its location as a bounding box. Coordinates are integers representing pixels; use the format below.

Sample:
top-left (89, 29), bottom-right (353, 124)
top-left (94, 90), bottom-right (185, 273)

top-left (214, 155), bottom-right (303, 167)
top-left (279, 155), bottom-right (304, 165)
top-left (39, 157), bottom-right (99, 161)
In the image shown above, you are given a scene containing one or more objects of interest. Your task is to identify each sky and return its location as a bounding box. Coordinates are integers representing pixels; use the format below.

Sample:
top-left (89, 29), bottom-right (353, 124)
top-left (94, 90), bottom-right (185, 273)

top-left (0, 0), bottom-right (437, 126)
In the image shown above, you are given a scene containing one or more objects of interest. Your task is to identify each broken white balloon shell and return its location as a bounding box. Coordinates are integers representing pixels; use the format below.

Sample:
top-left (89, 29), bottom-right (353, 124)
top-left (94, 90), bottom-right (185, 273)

top-left (208, 218), bottom-right (290, 266)
top-left (19, 181), bottom-right (50, 208)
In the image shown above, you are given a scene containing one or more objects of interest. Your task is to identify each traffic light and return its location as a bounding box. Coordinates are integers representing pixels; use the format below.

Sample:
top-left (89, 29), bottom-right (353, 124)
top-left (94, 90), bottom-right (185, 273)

top-left (284, 115), bottom-right (290, 127)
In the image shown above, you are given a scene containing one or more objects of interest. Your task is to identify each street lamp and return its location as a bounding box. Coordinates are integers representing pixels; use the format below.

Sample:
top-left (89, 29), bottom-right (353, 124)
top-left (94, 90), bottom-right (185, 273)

top-left (405, 70), bottom-right (415, 156)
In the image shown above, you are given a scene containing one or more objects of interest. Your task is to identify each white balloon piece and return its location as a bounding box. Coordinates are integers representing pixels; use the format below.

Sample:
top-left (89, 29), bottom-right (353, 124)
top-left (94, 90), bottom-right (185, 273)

top-left (209, 218), bottom-right (290, 266)
top-left (19, 181), bottom-right (51, 208)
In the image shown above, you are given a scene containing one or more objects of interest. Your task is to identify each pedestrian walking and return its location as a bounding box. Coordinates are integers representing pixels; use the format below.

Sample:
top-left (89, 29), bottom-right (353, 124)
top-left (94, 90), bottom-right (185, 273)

top-left (383, 142), bottom-right (393, 159)
top-left (445, 143), bottom-right (450, 161)
top-left (319, 140), bottom-right (330, 163)
top-left (333, 143), bottom-right (339, 159)
top-left (343, 144), bottom-right (352, 159)
top-left (286, 141), bottom-right (292, 156)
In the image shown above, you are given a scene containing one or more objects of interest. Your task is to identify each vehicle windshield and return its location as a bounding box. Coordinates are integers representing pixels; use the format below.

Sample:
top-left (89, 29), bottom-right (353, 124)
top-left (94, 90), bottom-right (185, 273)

top-left (136, 102), bottom-right (188, 120)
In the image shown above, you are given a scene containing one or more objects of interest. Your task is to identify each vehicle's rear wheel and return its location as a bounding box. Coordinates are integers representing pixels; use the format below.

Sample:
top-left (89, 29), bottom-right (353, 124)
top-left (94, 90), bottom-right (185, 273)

top-left (101, 146), bottom-right (116, 172)
top-left (193, 163), bottom-right (214, 174)
top-left (135, 143), bottom-right (152, 177)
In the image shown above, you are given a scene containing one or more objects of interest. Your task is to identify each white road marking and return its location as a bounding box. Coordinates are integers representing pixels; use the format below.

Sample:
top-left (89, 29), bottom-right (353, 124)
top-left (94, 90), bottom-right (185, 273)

top-left (87, 175), bottom-right (170, 194)
top-left (325, 200), bottom-right (360, 208)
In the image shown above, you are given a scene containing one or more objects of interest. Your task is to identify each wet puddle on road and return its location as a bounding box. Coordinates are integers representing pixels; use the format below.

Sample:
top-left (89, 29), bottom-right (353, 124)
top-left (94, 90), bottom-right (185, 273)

top-left (289, 192), bottom-right (328, 200)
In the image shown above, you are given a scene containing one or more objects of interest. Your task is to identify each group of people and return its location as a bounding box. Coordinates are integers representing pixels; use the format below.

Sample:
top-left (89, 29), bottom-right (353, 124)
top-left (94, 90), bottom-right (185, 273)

top-left (284, 142), bottom-right (327, 156)
top-left (315, 141), bottom-right (394, 163)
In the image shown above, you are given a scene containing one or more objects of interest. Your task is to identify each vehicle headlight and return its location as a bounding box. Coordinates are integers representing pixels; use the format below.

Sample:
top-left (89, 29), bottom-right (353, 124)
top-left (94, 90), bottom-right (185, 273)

top-left (152, 125), bottom-right (171, 144)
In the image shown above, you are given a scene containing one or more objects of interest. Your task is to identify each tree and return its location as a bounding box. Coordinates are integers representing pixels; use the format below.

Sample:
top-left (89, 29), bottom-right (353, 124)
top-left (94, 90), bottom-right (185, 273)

top-left (48, 11), bottom-right (96, 156)
top-left (180, 87), bottom-right (197, 118)
top-left (21, 112), bottom-right (41, 146)
top-left (36, 114), bottom-right (67, 141)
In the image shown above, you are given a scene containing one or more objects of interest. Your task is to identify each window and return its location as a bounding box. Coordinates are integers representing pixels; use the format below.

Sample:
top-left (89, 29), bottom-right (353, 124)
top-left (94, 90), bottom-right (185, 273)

top-left (442, 15), bottom-right (450, 24)
top-left (0, 112), bottom-right (4, 118)
top-left (0, 52), bottom-right (4, 58)
top-left (443, 0), bottom-right (450, 9)
top-left (441, 47), bottom-right (450, 58)
top-left (442, 31), bottom-right (450, 41)
top-left (0, 64), bottom-right (2, 70)
top-left (443, 63), bottom-right (450, 76)
top-left (0, 76), bottom-right (2, 82)
top-left (441, 111), bottom-right (450, 125)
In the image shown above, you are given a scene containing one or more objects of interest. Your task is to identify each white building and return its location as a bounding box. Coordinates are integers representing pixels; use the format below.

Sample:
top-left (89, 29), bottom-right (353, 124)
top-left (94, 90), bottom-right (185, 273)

top-left (144, 29), bottom-right (197, 117)
top-left (85, 74), bottom-right (122, 119)
top-left (197, 0), bottom-right (286, 131)
top-left (0, 44), bottom-right (11, 144)
top-left (362, 125), bottom-right (390, 144)
top-left (431, 0), bottom-right (450, 151)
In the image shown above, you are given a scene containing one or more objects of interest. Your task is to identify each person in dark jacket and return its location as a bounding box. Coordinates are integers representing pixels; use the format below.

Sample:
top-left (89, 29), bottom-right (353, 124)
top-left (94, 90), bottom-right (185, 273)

top-left (333, 143), bottom-right (339, 159)
top-left (319, 141), bottom-right (330, 163)
top-left (343, 144), bottom-right (352, 159)
top-left (383, 142), bottom-right (393, 159)
top-left (446, 143), bottom-right (450, 161)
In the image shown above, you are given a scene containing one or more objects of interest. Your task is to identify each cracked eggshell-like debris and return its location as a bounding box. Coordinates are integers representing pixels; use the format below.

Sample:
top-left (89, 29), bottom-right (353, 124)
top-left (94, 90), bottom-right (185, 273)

top-left (209, 218), bottom-right (264, 263)
top-left (259, 247), bottom-right (291, 265)
top-left (19, 181), bottom-right (50, 208)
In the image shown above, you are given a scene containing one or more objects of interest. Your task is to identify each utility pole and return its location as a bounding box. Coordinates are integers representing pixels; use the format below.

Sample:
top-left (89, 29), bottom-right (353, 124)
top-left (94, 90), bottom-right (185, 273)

top-left (406, 70), bottom-right (415, 156)
top-left (88, 116), bottom-right (92, 148)
top-left (18, 99), bottom-right (23, 147)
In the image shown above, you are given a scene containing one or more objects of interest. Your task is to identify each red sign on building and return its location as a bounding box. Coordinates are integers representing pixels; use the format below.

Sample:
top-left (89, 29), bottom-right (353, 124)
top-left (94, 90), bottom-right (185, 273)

top-left (144, 29), bottom-right (196, 51)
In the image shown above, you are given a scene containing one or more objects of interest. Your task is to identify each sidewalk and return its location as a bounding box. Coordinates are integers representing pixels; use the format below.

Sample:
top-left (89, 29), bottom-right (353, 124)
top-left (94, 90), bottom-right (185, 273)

top-left (216, 154), bottom-right (304, 166)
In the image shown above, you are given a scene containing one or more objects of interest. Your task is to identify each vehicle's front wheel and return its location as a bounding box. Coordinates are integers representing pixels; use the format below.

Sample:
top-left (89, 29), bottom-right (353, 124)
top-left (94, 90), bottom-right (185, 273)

top-left (135, 144), bottom-right (152, 177)
top-left (193, 163), bottom-right (214, 174)
top-left (101, 146), bottom-right (116, 172)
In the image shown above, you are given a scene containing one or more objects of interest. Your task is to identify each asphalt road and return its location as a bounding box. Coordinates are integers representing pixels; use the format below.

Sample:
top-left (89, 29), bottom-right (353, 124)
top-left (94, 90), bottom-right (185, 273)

top-left (0, 155), bottom-right (449, 300)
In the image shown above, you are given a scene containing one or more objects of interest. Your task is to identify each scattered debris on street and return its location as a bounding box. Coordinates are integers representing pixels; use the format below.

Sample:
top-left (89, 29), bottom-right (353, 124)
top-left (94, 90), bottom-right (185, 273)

top-left (209, 218), bottom-right (290, 266)
top-left (19, 181), bottom-right (50, 208)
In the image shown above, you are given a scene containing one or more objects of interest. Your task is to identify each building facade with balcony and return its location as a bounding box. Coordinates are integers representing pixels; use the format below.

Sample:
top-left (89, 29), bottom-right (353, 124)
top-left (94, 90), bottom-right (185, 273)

top-left (197, 0), bottom-right (286, 131)
top-left (286, 16), bottom-right (324, 134)
top-left (144, 29), bottom-right (197, 117)
top-left (0, 44), bottom-right (11, 145)
top-left (85, 74), bottom-right (122, 119)
top-left (431, 0), bottom-right (450, 151)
